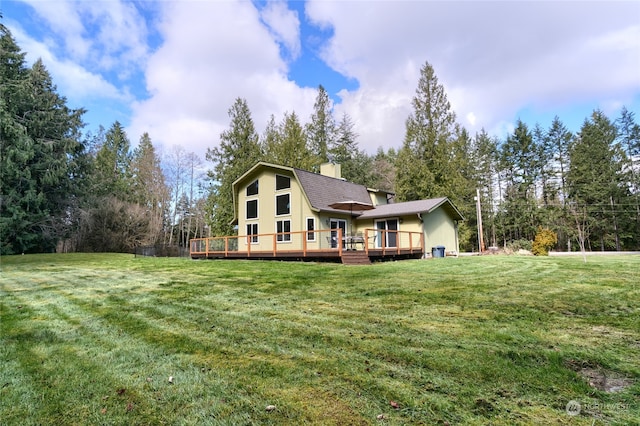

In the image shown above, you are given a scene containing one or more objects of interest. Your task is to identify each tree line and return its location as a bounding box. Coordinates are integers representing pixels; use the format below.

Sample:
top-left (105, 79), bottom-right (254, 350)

top-left (2, 23), bottom-right (638, 255)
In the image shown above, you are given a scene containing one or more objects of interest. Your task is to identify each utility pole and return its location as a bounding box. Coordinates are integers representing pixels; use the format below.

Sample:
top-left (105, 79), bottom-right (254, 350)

top-left (475, 188), bottom-right (485, 253)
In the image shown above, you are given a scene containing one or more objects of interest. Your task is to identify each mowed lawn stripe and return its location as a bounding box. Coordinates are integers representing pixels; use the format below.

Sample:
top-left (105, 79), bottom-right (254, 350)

top-left (1, 254), bottom-right (638, 425)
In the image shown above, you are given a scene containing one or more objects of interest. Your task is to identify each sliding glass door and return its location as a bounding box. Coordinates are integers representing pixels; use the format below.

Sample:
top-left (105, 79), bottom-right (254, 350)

top-left (376, 219), bottom-right (398, 248)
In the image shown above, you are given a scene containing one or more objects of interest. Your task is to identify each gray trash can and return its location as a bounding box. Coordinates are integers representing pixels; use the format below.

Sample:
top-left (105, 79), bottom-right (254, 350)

top-left (432, 245), bottom-right (445, 258)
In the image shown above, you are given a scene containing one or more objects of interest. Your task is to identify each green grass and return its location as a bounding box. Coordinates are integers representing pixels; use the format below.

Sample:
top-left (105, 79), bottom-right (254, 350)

top-left (1, 254), bottom-right (638, 425)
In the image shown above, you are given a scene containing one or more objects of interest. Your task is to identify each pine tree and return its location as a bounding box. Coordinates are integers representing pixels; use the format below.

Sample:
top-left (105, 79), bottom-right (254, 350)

top-left (93, 121), bottom-right (132, 199)
top-left (395, 61), bottom-right (457, 201)
top-left (306, 85), bottom-right (334, 166)
top-left (329, 113), bottom-right (373, 186)
top-left (472, 130), bottom-right (500, 247)
top-left (616, 107), bottom-right (640, 245)
top-left (131, 132), bottom-right (169, 245)
top-left (205, 98), bottom-right (262, 236)
top-left (498, 120), bottom-right (540, 242)
top-left (543, 117), bottom-right (574, 250)
top-left (567, 110), bottom-right (629, 250)
top-left (1, 25), bottom-right (86, 253)
top-left (278, 111), bottom-right (314, 170)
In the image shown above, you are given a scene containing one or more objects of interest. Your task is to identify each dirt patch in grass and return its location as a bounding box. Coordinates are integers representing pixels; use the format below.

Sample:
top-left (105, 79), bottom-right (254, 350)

top-left (578, 368), bottom-right (634, 393)
top-left (566, 359), bottom-right (634, 393)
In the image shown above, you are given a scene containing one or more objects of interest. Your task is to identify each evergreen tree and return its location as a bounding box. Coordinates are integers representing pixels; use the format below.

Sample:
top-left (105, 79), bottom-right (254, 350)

top-left (263, 111), bottom-right (314, 170)
top-left (261, 114), bottom-right (280, 161)
top-left (567, 110), bottom-right (629, 250)
top-left (543, 117), bottom-right (574, 250)
top-left (395, 61), bottom-right (457, 201)
top-left (329, 113), bottom-right (374, 186)
top-left (498, 120), bottom-right (540, 242)
top-left (472, 129), bottom-right (499, 247)
top-left (616, 107), bottom-right (640, 244)
top-left (451, 125), bottom-right (480, 251)
top-left (1, 25), bottom-right (86, 254)
top-left (306, 85), bottom-right (334, 165)
top-left (205, 98), bottom-right (262, 236)
top-left (279, 111), bottom-right (314, 170)
top-left (130, 132), bottom-right (169, 245)
top-left (93, 121), bottom-right (132, 199)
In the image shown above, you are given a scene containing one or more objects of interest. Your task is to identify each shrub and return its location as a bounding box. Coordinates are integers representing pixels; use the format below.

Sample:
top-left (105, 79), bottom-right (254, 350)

top-left (532, 227), bottom-right (558, 256)
top-left (507, 239), bottom-right (532, 253)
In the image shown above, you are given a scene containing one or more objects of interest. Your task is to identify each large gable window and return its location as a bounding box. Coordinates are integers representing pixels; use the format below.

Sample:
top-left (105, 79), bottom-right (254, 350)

top-left (275, 174), bottom-right (290, 190)
top-left (246, 179), bottom-right (259, 196)
top-left (246, 199), bottom-right (258, 219)
top-left (276, 193), bottom-right (290, 216)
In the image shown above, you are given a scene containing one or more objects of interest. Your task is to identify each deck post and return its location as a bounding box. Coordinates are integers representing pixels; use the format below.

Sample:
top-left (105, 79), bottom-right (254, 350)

top-left (364, 229), bottom-right (369, 255)
top-left (303, 233), bottom-right (307, 256)
top-left (273, 234), bottom-right (277, 257)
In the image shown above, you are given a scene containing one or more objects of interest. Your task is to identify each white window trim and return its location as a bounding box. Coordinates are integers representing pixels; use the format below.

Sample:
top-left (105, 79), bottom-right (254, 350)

top-left (375, 218), bottom-right (400, 248)
top-left (246, 179), bottom-right (259, 196)
top-left (246, 223), bottom-right (259, 245)
top-left (306, 217), bottom-right (316, 241)
top-left (275, 192), bottom-right (291, 217)
top-left (276, 219), bottom-right (292, 243)
top-left (246, 198), bottom-right (259, 220)
top-left (275, 174), bottom-right (291, 191)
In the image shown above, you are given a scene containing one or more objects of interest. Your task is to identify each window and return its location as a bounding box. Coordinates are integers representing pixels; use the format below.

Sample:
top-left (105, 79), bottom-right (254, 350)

top-left (246, 199), bottom-right (258, 219)
top-left (246, 223), bottom-right (258, 243)
top-left (306, 217), bottom-right (315, 241)
top-left (276, 193), bottom-right (290, 216)
top-left (276, 220), bottom-right (291, 242)
top-left (275, 174), bottom-right (290, 190)
top-left (246, 179), bottom-right (258, 196)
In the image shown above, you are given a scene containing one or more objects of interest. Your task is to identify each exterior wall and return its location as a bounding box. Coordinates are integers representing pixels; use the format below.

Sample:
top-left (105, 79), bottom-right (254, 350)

top-left (233, 164), bottom-right (460, 255)
top-left (237, 167), bottom-right (320, 252)
top-left (355, 208), bottom-right (459, 254)
top-left (422, 208), bottom-right (459, 253)
top-left (368, 191), bottom-right (389, 206)
top-left (355, 216), bottom-right (422, 249)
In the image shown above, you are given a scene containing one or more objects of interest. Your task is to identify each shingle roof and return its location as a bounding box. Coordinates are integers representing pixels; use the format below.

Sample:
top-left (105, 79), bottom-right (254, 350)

top-left (293, 168), bottom-right (372, 213)
top-left (357, 197), bottom-right (465, 221)
top-left (232, 162), bottom-right (464, 222)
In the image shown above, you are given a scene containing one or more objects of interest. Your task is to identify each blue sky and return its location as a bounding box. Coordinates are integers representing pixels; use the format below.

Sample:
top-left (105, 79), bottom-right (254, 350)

top-left (2, 0), bottom-right (639, 158)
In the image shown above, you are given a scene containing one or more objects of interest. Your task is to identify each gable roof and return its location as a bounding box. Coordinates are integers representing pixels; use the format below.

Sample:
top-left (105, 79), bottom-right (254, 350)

top-left (357, 197), bottom-right (465, 221)
top-left (232, 162), bottom-right (465, 221)
top-left (231, 162), bottom-right (373, 220)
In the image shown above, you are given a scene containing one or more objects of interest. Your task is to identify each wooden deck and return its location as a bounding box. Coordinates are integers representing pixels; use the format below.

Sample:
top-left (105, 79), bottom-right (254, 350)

top-left (190, 229), bottom-right (424, 264)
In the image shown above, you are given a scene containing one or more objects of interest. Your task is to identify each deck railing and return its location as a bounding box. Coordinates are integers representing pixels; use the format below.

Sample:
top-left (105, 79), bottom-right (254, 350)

top-left (190, 228), bottom-right (424, 258)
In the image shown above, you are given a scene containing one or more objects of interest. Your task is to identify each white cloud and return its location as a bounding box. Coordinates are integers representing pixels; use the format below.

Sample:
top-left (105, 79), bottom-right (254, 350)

top-left (10, 0), bottom-right (639, 161)
top-left (260, 0), bottom-right (301, 60)
top-left (8, 23), bottom-right (125, 102)
top-left (19, 0), bottom-right (149, 77)
top-left (128, 1), bottom-right (316, 158)
top-left (306, 0), bottom-right (640, 151)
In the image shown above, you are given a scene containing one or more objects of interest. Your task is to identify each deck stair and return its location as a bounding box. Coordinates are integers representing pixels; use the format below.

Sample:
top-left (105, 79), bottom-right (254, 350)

top-left (341, 250), bottom-right (371, 265)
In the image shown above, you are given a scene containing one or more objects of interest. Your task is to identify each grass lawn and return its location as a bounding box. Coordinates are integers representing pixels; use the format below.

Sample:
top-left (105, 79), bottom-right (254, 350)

top-left (1, 254), bottom-right (638, 425)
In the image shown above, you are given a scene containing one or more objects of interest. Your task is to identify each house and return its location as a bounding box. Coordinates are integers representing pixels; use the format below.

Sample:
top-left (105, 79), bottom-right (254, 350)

top-left (190, 162), bottom-right (464, 264)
